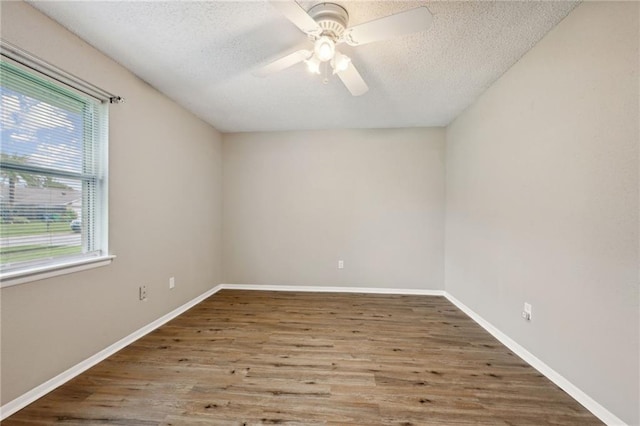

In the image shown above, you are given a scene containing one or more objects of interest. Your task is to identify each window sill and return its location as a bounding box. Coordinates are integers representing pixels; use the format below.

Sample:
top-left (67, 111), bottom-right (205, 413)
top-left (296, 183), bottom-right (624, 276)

top-left (0, 255), bottom-right (116, 288)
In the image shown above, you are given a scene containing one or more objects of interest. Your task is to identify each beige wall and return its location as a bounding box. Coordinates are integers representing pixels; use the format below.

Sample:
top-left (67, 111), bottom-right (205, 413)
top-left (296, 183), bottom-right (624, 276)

top-left (0, 2), bottom-right (223, 405)
top-left (223, 129), bottom-right (445, 289)
top-left (445, 2), bottom-right (639, 424)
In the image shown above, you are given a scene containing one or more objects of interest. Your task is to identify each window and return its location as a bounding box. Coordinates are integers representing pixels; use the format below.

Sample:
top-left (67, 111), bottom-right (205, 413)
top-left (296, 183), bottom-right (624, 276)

top-left (0, 55), bottom-right (111, 283)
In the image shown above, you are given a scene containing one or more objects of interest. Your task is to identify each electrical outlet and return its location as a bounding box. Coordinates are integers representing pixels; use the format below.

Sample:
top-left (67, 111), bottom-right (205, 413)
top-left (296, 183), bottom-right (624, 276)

top-left (338, 260), bottom-right (344, 269)
top-left (139, 285), bottom-right (147, 301)
top-left (522, 302), bottom-right (532, 321)
top-left (169, 277), bottom-right (175, 289)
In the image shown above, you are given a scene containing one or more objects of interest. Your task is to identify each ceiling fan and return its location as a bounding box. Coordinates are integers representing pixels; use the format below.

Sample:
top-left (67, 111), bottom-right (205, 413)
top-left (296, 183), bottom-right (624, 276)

top-left (254, 1), bottom-right (433, 96)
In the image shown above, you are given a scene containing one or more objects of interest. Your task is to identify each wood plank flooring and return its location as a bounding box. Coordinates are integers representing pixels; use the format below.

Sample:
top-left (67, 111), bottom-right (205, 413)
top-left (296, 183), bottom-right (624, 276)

top-left (3, 290), bottom-right (602, 425)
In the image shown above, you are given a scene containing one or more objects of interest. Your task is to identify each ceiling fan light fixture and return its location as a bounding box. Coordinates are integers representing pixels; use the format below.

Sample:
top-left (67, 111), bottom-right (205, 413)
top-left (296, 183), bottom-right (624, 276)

top-left (314, 36), bottom-right (335, 62)
top-left (304, 56), bottom-right (321, 74)
top-left (332, 52), bottom-right (351, 74)
top-left (261, 1), bottom-right (432, 97)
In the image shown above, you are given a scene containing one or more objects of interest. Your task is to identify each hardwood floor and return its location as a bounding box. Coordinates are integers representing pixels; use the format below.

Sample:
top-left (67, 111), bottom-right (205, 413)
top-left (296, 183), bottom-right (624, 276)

top-left (3, 290), bottom-right (602, 425)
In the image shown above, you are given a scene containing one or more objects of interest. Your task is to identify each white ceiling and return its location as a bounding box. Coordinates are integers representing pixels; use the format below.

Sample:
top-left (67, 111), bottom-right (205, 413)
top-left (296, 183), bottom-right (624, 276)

top-left (29, 1), bottom-right (578, 133)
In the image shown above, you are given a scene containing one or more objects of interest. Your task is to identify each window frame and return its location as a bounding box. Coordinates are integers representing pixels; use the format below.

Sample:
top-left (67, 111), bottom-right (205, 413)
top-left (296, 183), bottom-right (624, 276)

top-left (0, 42), bottom-right (118, 287)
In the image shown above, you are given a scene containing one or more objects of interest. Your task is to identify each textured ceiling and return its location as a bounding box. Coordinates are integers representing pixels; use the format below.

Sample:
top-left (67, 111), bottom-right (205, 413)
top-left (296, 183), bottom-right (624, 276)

top-left (29, 1), bottom-right (578, 133)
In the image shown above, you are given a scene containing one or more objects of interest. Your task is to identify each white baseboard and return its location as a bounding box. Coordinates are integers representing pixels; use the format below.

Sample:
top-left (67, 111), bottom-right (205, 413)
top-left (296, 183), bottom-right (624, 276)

top-left (0, 284), bottom-right (225, 420)
top-left (444, 293), bottom-right (626, 426)
top-left (1, 284), bottom-right (625, 426)
top-left (220, 283), bottom-right (445, 296)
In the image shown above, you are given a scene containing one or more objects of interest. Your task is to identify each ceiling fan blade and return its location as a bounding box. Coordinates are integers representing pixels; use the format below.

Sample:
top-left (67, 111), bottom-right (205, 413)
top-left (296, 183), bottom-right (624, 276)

top-left (344, 7), bottom-right (433, 46)
top-left (269, 1), bottom-right (322, 36)
top-left (253, 49), bottom-right (311, 77)
top-left (337, 61), bottom-right (369, 96)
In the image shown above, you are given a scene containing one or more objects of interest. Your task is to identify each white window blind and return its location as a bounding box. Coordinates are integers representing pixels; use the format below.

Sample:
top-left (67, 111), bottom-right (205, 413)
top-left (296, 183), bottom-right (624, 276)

top-left (0, 58), bottom-right (109, 277)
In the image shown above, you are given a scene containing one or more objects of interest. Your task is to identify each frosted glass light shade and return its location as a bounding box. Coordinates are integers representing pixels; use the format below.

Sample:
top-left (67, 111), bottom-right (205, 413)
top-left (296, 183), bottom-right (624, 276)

top-left (314, 36), bottom-right (335, 62)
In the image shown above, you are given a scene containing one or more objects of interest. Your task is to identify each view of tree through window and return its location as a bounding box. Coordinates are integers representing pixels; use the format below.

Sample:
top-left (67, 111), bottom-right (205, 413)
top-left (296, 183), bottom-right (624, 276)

top-left (0, 60), bottom-right (107, 275)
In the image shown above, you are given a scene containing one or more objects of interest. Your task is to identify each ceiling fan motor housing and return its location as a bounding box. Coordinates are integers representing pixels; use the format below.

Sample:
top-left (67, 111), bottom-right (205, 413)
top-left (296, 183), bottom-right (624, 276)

top-left (308, 3), bottom-right (349, 39)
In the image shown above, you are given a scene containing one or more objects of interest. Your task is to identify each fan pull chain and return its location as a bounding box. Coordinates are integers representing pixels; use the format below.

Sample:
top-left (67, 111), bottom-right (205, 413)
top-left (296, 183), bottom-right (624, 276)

top-left (322, 61), bottom-right (329, 85)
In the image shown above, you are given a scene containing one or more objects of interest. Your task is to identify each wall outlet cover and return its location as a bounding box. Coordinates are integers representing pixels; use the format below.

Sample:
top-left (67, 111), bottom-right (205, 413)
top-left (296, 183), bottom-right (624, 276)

top-left (523, 302), bottom-right (532, 321)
